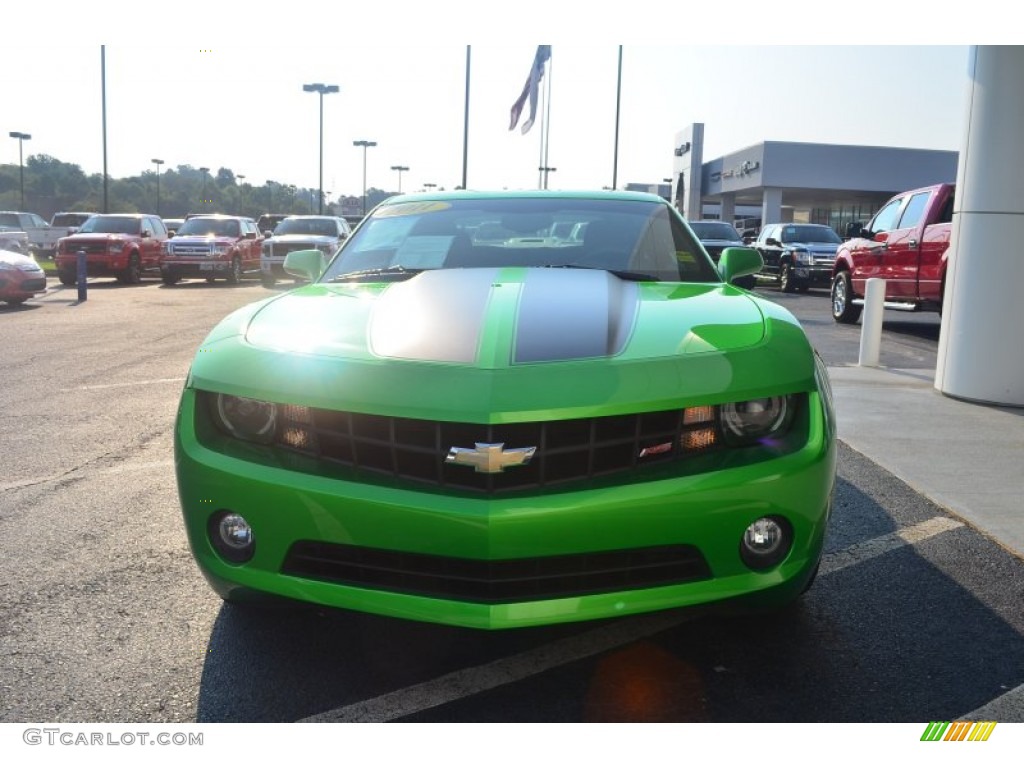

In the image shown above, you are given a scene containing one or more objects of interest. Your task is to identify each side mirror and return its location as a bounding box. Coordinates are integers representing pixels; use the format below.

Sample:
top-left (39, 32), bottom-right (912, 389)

top-left (718, 246), bottom-right (763, 286)
top-left (284, 249), bottom-right (325, 282)
top-left (263, 230), bottom-right (274, 238)
top-left (141, 229), bottom-right (152, 238)
top-left (845, 222), bottom-right (864, 239)
top-left (765, 237), bottom-right (780, 247)
top-left (872, 231), bottom-right (889, 244)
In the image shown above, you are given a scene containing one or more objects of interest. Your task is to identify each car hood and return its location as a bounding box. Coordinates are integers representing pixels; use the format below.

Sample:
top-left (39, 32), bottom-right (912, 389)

top-left (0, 248), bottom-right (41, 268)
top-left (64, 233), bottom-right (134, 242)
top-left (190, 268), bottom-right (816, 421)
top-left (784, 241), bottom-right (838, 254)
top-left (170, 236), bottom-right (238, 245)
top-left (266, 234), bottom-right (337, 245)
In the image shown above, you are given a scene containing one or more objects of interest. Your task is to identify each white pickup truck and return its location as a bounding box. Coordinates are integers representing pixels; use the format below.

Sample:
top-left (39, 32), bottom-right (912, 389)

top-left (0, 211), bottom-right (68, 257)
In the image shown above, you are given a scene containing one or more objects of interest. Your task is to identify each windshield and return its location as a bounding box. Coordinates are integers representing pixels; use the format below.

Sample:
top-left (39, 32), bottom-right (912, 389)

top-left (177, 218), bottom-right (241, 238)
top-left (53, 214), bottom-right (93, 227)
top-left (77, 216), bottom-right (142, 235)
top-left (274, 217), bottom-right (339, 237)
top-left (689, 222), bottom-right (741, 241)
top-left (780, 225), bottom-right (841, 244)
top-left (321, 196), bottom-right (719, 284)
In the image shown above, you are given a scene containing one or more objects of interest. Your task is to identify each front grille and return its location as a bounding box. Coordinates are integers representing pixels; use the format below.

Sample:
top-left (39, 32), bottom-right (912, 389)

top-left (63, 243), bottom-right (106, 255)
top-left (281, 541), bottom-right (711, 603)
top-left (272, 242), bottom-right (316, 258)
top-left (169, 244), bottom-right (213, 257)
top-left (270, 404), bottom-right (720, 494)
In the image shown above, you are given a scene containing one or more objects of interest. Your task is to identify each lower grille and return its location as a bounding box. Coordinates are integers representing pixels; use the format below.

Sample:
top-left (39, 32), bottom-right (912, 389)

top-left (19, 277), bottom-right (47, 291)
top-left (281, 541), bottom-right (711, 603)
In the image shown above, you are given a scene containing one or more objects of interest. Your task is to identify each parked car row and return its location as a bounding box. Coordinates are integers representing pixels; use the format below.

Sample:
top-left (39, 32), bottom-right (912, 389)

top-left (44, 212), bottom-right (352, 288)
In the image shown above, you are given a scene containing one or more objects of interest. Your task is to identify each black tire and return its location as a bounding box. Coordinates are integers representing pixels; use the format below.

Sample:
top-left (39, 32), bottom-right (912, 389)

top-left (831, 271), bottom-right (863, 324)
top-left (160, 270), bottom-right (179, 285)
top-left (796, 283), bottom-right (810, 293)
top-left (260, 274), bottom-right (276, 289)
top-left (226, 257), bottom-right (242, 285)
top-left (58, 270), bottom-right (76, 286)
top-left (118, 253), bottom-right (141, 284)
top-left (205, 277), bottom-right (216, 283)
top-left (4, 297), bottom-right (28, 306)
top-left (779, 262), bottom-right (797, 293)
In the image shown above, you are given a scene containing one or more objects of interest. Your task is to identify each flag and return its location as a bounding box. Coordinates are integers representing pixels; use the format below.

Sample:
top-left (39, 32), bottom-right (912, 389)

top-left (509, 45), bottom-right (551, 134)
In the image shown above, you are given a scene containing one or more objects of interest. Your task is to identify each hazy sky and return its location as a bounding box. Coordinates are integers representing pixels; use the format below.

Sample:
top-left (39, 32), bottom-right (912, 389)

top-left (2, 5), bottom-right (997, 200)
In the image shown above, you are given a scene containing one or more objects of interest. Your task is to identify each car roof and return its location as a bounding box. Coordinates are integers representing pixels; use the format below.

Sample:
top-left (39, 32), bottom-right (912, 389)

top-left (380, 189), bottom-right (668, 204)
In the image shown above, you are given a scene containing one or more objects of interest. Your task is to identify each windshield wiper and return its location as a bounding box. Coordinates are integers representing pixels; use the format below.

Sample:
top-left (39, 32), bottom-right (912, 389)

top-left (541, 264), bottom-right (660, 282)
top-left (330, 266), bottom-right (424, 282)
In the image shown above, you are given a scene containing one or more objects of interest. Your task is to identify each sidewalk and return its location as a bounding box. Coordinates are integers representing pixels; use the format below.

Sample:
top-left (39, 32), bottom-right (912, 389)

top-left (828, 365), bottom-right (1024, 558)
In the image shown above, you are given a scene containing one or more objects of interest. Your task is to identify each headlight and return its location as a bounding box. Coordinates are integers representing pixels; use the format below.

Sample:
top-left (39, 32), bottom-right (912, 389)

top-left (211, 394), bottom-right (277, 443)
top-left (0, 262), bottom-right (15, 271)
top-left (790, 249), bottom-right (812, 265)
top-left (213, 244), bottom-right (232, 255)
top-left (720, 396), bottom-right (794, 444)
top-left (107, 241), bottom-right (123, 253)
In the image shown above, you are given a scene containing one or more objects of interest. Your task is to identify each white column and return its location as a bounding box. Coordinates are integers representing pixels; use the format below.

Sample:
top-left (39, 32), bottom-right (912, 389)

top-left (936, 46), bottom-right (1024, 406)
top-left (761, 187), bottom-right (782, 226)
top-left (720, 194), bottom-right (735, 223)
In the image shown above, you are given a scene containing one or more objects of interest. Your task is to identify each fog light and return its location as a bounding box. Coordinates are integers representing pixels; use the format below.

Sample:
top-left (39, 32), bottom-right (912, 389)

top-left (209, 510), bottom-right (255, 563)
top-left (739, 516), bottom-right (792, 570)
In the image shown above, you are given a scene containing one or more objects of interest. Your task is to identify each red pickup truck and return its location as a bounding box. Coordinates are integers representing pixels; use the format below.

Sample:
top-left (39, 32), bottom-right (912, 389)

top-left (830, 183), bottom-right (954, 323)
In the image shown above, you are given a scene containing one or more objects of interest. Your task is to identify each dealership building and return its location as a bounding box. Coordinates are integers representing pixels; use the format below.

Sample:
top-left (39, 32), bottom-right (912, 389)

top-left (666, 123), bottom-right (958, 235)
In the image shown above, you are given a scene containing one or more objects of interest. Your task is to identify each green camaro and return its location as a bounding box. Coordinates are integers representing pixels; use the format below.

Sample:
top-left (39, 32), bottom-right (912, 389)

top-left (175, 191), bottom-right (836, 629)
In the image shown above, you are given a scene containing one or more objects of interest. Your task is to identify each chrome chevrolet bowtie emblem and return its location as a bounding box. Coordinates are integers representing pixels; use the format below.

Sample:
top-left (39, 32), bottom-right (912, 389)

top-left (445, 442), bottom-right (536, 474)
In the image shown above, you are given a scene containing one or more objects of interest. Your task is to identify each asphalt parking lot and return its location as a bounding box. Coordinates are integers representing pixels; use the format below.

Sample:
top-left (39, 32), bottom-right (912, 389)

top-left (1, 276), bottom-right (1021, 722)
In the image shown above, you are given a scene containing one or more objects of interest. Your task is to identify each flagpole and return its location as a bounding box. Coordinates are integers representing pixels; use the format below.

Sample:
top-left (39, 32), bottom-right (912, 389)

top-left (537, 69), bottom-right (545, 189)
top-left (542, 51), bottom-right (553, 190)
top-left (462, 45), bottom-right (471, 190)
top-left (612, 45), bottom-right (622, 191)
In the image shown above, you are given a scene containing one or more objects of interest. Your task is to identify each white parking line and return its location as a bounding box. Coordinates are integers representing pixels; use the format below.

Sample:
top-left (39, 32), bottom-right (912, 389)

top-left (301, 514), bottom-right (964, 723)
top-left (79, 377), bottom-right (186, 390)
top-left (961, 682), bottom-right (1024, 721)
top-left (1, 460), bottom-right (175, 493)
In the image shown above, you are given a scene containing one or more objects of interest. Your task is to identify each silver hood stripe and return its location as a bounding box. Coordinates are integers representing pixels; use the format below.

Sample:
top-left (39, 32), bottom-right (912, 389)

top-left (368, 268), bottom-right (639, 365)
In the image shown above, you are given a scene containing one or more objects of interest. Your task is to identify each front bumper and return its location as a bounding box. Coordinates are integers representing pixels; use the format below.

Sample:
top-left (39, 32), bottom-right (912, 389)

top-left (162, 259), bottom-right (231, 277)
top-left (175, 389), bottom-right (836, 629)
top-left (0, 272), bottom-right (46, 299)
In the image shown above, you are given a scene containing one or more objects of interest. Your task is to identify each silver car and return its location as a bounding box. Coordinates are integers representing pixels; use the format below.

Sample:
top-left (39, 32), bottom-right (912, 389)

top-left (260, 215), bottom-right (351, 288)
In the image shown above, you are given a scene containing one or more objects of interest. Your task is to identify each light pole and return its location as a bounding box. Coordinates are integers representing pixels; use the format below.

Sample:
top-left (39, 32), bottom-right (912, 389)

top-left (152, 158), bottom-right (164, 215)
top-left (538, 166), bottom-right (557, 190)
top-left (199, 166), bottom-right (210, 211)
top-left (353, 140), bottom-right (377, 215)
top-left (423, 182), bottom-right (437, 193)
top-left (303, 83), bottom-right (339, 215)
top-left (390, 165), bottom-right (409, 193)
top-left (9, 132), bottom-right (31, 210)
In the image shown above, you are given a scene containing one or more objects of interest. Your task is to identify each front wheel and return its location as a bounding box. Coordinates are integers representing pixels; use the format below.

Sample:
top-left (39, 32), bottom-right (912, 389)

top-left (118, 253), bottom-right (141, 284)
top-left (831, 271), bottom-right (863, 324)
top-left (226, 257), bottom-right (242, 285)
top-left (260, 273), bottom-right (276, 289)
top-left (58, 270), bottom-right (76, 286)
top-left (779, 262), bottom-right (798, 293)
